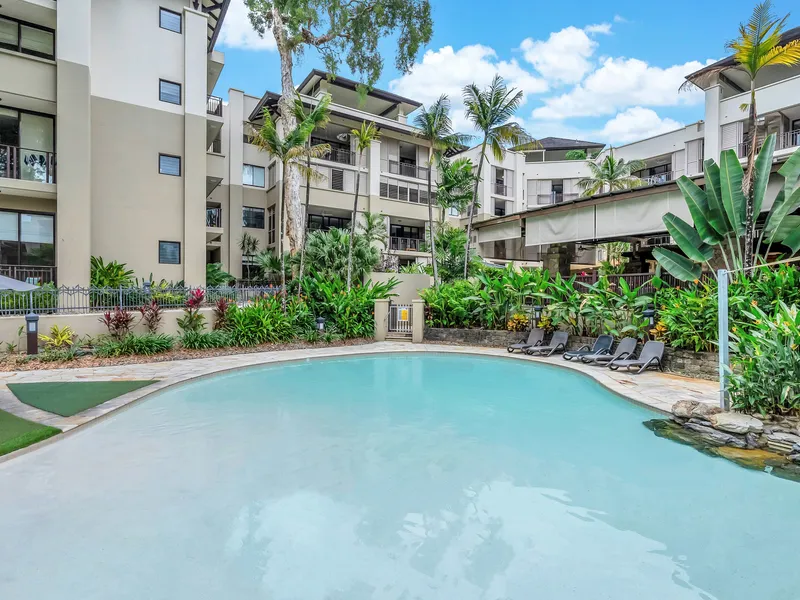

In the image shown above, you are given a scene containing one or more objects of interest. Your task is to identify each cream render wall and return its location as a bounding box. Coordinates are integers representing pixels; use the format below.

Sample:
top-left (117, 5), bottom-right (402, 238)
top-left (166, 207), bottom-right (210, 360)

top-left (0, 50), bottom-right (56, 107)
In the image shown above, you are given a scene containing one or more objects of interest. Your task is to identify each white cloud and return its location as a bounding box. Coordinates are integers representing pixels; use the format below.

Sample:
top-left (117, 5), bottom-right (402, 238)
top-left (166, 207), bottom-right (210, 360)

top-left (596, 107), bottom-right (684, 144)
top-left (389, 45), bottom-right (547, 131)
top-left (613, 15), bottom-right (628, 23)
top-left (519, 25), bottom-right (607, 85)
top-left (530, 56), bottom-right (709, 120)
top-left (216, 0), bottom-right (276, 51)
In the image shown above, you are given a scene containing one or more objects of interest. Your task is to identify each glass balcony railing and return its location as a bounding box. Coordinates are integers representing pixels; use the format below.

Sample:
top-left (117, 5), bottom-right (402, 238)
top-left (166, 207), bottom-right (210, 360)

top-left (206, 207), bottom-right (223, 228)
top-left (389, 236), bottom-right (423, 251)
top-left (0, 145), bottom-right (56, 184)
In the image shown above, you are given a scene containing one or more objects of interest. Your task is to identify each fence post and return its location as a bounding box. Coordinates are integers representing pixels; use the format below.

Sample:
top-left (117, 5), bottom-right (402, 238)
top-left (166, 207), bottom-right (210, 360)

top-left (374, 299), bottom-right (389, 341)
top-left (118, 285), bottom-right (123, 308)
top-left (717, 269), bottom-right (730, 410)
top-left (411, 300), bottom-right (424, 344)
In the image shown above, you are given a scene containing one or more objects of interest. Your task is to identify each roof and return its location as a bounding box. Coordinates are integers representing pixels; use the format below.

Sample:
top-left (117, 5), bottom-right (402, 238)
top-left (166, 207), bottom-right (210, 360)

top-left (297, 69), bottom-right (422, 112)
top-left (515, 137), bottom-right (605, 152)
top-left (197, 0), bottom-right (231, 52)
top-left (685, 26), bottom-right (800, 89)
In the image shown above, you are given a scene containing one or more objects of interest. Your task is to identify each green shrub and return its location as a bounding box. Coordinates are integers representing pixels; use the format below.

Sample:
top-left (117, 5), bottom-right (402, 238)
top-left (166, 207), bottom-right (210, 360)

top-left (225, 295), bottom-right (298, 346)
top-left (206, 262), bottom-right (235, 287)
top-left (729, 302), bottom-right (800, 415)
top-left (180, 330), bottom-right (231, 350)
top-left (96, 333), bottom-right (174, 357)
top-left (420, 280), bottom-right (481, 328)
top-left (90, 256), bottom-right (134, 288)
top-left (37, 346), bottom-right (79, 362)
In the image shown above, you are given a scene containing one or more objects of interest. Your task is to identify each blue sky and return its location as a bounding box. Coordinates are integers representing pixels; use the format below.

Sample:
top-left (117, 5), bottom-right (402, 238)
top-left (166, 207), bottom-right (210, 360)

top-left (213, 0), bottom-right (797, 145)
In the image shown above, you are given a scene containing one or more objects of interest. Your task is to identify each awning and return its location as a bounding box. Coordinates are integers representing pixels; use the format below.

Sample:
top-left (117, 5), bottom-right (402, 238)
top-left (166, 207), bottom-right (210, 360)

top-left (525, 205), bottom-right (595, 245)
top-left (477, 220), bottom-right (521, 244)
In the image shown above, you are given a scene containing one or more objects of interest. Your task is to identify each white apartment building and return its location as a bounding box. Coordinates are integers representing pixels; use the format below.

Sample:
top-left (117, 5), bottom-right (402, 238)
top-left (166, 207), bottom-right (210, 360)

top-left (208, 70), bottom-right (451, 278)
top-left (471, 25), bottom-right (800, 273)
top-left (0, 0), bottom-right (230, 286)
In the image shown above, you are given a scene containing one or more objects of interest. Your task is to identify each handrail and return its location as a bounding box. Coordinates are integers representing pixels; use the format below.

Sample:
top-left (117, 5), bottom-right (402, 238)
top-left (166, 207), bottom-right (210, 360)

top-left (206, 95), bottom-right (223, 117)
top-left (0, 144), bottom-right (56, 183)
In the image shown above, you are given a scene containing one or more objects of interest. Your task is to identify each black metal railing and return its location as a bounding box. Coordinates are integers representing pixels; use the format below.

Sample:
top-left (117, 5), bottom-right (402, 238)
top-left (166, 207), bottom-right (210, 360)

top-left (206, 95), bottom-right (223, 117)
top-left (382, 159), bottom-right (429, 180)
top-left (389, 237), bottom-right (423, 251)
top-left (326, 147), bottom-right (356, 166)
top-left (206, 207), bottom-right (222, 227)
top-left (0, 265), bottom-right (56, 285)
top-left (0, 145), bottom-right (56, 184)
top-left (494, 183), bottom-right (508, 196)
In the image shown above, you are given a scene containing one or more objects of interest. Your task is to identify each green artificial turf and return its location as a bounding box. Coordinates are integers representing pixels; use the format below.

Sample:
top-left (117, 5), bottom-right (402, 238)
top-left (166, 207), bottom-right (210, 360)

top-left (7, 380), bottom-right (158, 417)
top-left (0, 409), bottom-right (60, 457)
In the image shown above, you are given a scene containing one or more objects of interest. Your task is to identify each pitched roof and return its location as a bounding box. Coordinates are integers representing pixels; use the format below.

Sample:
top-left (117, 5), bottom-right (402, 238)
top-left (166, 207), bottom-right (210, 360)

top-left (527, 137), bottom-right (605, 151)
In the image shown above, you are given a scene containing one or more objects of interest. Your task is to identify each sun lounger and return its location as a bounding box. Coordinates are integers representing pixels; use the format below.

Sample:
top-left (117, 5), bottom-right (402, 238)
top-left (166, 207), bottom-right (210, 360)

top-left (563, 334), bottom-right (613, 361)
top-left (607, 341), bottom-right (665, 374)
top-left (507, 328), bottom-right (545, 353)
top-left (581, 337), bottom-right (637, 365)
top-left (525, 331), bottom-right (569, 357)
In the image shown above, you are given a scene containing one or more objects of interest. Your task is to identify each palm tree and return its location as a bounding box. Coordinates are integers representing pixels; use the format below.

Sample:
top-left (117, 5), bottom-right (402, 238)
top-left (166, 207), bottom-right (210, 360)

top-left (292, 94), bottom-right (331, 292)
top-left (462, 76), bottom-right (531, 277)
top-left (577, 151), bottom-right (646, 197)
top-left (413, 95), bottom-right (471, 286)
top-left (346, 121), bottom-right (380, 290)
top-left (360, 211), bottom-right (388, 248)
top-left (725, 1), bottom-right (800, 267)
top-left (238, 233), bottom-right (260, 280)
top-left (250, 94), bottom-right (332, 305)
top-left (435, 157), bottom-right (476, 222)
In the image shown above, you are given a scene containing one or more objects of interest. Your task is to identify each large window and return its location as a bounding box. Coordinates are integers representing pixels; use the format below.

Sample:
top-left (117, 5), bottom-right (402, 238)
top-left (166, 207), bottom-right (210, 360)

top-left (0, 211), bottom-right (55, 267)
top-left (243, 206), bottom-right (265, 229)
top-left (159, 80), bottom-right (181, 105)
top-left (267, 206), bottom-right (275, 245)
top-left (159, 8), bottom-right (182, 33)
top-left (307, 214), bottom-right (350, 231)
top-left (267, 163), bottom-right (277, 188)
top-left (159, 154), bottom-right (181, 176)
top-left (0, 16), bottom-right (55, 60)
top-left (158, 241), bottom-right (181, 264)
top-left (243, 164), bottom-right (265, 187)
top-left (0, 108), bottom-right (55, 183)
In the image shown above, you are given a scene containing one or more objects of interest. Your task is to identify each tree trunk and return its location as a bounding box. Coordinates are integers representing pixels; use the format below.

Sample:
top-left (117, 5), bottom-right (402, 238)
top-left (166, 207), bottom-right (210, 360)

top-left (464, 139), bottom-right (487, 277)
top-left (427, 147), bottom-right (439, 287)
top-left (346, 151), bottom-right (362, 290)
top-left (272, 9), bottom-right (303, 254)
top-left (278, 160), bottom-right (287, 309)
top-left (743, 82), bottom-right (758, 269)
top-left (296, 148), bottom-right (311, 297)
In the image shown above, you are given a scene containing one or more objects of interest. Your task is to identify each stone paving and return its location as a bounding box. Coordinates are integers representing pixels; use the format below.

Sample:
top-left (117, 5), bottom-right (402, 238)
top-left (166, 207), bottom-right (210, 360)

top-left (0, 341), bottom-right (718, 439)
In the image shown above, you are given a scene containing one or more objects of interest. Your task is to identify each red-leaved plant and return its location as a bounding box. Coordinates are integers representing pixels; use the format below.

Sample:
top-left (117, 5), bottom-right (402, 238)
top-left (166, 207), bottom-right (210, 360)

top-left (214, 297), bottom-right (230, 330)
top-left (139, 299), bottom-right (163, 333)
top-left (99, 306), bottom-right (136, 340)
top-left (177, 288), bottom-right (206, 333)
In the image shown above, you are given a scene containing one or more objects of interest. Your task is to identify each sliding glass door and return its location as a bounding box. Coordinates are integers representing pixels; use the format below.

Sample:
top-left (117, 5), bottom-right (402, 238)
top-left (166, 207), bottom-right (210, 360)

top-left (0, 108), bottom-right (55, 183)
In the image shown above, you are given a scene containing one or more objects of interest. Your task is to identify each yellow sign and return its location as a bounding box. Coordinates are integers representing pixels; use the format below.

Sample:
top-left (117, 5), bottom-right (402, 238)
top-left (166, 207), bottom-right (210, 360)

top-left (399, 308), bottom-right (409, 321)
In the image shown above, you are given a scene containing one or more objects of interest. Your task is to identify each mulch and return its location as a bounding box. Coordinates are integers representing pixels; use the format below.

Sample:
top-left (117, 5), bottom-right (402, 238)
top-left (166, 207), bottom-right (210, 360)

top-left (0, 338), bottom-right (373, 372)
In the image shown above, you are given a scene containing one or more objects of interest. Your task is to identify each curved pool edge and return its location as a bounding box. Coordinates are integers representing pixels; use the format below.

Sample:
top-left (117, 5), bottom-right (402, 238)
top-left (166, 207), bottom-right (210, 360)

top-left (0, 342), bottom-right (717, 464)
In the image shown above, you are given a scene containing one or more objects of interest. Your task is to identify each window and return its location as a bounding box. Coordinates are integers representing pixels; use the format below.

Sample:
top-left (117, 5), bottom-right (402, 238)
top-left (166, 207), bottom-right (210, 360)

top-left (159, 154), bottom-right (181, 176)
top-left (0, 108), bottom-right (55, 183)
top-left (243, 206), bottom-right (265, 229)
top-left (267, 163), bottom-right (277, 188)
top-left (243, 164), bottom-right (265, 187)
top-left (331, 168), bottom-right (344, 191)
top-left (158, 241), bottom-right (181, 264)
top-left (159, 8), bottom-right (182, 33)
top-left (159, 80), bottom-right (181, 105)
top-left (307, 214), bottom-right (351, 231)
top-left (448, 207), bottom-right (460, 217)
top-left (0, 17), bottom-right (55, 60)
top-left (267, 206), bottom-right (276, 244)
top-left (0, 210), bottom-right (55, 267)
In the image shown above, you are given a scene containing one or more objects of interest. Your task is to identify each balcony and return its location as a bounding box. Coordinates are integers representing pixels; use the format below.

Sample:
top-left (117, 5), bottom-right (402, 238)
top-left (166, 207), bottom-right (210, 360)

top-left (737, 129), bottom-right (800, 159)
top-left (382, 159), bottom-right (429, 180)
top-left (0, 265), bottom-right (56, 285)
top-left (494, 200), bottom-right (508, 217)
top-left (0, 145), bottom-right (56, 184)
top-left (206, 207), bottom-right (223, 228)
top-left (325, 147), bottom-right (356, 166)
top-left (207, 95), bottom-right (223, 117)
top-left (493, 183), bottom-right (509, 196)
top-left (641, 170), bottom-right (683, 185)
top-left (389, 236), bottom-right (423, 252)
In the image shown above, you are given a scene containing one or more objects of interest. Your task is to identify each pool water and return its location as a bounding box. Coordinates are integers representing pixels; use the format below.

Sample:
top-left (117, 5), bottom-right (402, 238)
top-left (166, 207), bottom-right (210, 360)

top-left (0, 354), bottom-right (797, 599)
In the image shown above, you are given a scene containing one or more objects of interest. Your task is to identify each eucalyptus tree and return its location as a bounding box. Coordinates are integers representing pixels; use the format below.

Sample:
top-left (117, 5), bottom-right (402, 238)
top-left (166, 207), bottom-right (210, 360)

top-left (577, 151), bottom-right (646, 197)
top-left (462, 76), bottom-right (531, 277)
top-left (346, 122), bottom-right (380, 290)
top-left (250, 95), bottom-right (332, 304)
top-left (413, 95), bottom-right (471, 286)
top-left (244, 0), bottom-right (433, 253)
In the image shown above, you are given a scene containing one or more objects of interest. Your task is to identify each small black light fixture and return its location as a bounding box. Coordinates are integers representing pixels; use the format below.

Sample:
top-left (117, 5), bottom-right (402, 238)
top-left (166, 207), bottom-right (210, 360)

top-left (643, 304), bottom-right (656, 327)
top-left (25, 312), bottom-right (39, 355)
top-left (533, 304), bottom-right (543, 326)
top-left (316, 316), bottom-right (326, 332)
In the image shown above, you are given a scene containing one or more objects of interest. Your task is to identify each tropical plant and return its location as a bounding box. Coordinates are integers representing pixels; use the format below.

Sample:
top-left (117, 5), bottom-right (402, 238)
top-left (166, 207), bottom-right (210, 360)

top-left (214, 297), bottom-right (231, 330)
top-left (653, 282), bottom-right (719, 352)
top-left (577, 150), bottom-right (646, 197)
top-left (414, 95), bottom-right (471, 285)
top-left (685, 1), bottom-right (800, 268)
top-left (565, 149), bottom-right (587, 160)
top-left (138, 300), bottom-right (163, 334)
top-left (399, 262), bottom-right (432, 275)
top-left (296, 228), bottom-right (380, 283)
top-left (177, 289), bottom-right (206, 333)
top-left (360, 212), bottom-right (388, 248)
top-left (96, 333), bottom-right (174, 357)
top-left (179, 329), bottom-right (231, 350)
top-left (239, 233), bottom-right (260, 280)
top-left (436, 157), bottom-right (476, 222)
top-left (250, 94), bottom-right (332, 302)
top-left (506, 313), bottom-right (529, 332)
top-left (424, 224), bottom-right (481, 283)
top-left (420, 280), bottom-right (481, 329)
top-left (346, 121), bottom-right (380, 290)
top-left (206, 262), bottom-right (234, 287)
top-left (462, 75), bottom-right (532, 276)
top-left (90, 256), bottom-right (135, 288)
top-left (37, 346), bottom-right (79, 363)
top-left (99, 307), bottom-right (136, 340)
top-left (653, 139), bottom-right (800, 281)
top-left (225, 295), bottom-right (304, 346)
top-left (39, 325), bottom-right (75, 349)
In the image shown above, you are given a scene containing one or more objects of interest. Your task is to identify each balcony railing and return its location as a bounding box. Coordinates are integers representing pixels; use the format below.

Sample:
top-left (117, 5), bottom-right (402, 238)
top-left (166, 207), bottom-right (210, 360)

top-left (493, 183), bottom-right (509, 196)
top-left (207, 95), bottom-right (223, 117)
top-left (0, 145), bottom-right (56, 184)
top-left (390, 236), bottom-right (423, 251)
top-left (738, 130), bottom-right (800, 158)
top-left (641, 170), bottom-right (683, 186)
top-left (206, 207), bottom-right (222, 228)
top-left (0, 265), bottom-right (56, 285)
top-left (325, 147), bottom-right (356, 166)
top-left (382, 159), bottom-right (429, 180)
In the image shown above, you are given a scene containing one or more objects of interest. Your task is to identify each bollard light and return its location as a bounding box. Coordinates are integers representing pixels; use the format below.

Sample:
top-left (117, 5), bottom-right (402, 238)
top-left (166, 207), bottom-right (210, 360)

top-left (643, 305), bottom-right (656, 327)
top-left (25, 312), bottom-right (39, 355)
top-left (533, 305), bottom-right (543, 326)
top-left (316, 317), bottom-right (326, 332)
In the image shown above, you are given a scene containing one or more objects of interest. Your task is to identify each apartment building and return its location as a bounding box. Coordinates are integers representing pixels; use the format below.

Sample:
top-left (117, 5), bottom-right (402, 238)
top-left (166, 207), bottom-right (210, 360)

top-left (471, 26), bottom-right (800, 274)
top-left (0, 0), bottom-right (230, 286)
top-left (208, 70), bottom-right (450, 278)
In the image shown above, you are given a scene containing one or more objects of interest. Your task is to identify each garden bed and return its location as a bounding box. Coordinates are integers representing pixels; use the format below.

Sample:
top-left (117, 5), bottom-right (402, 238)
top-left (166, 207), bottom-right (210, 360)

top-left (0, 338), bottom-right (372, 372)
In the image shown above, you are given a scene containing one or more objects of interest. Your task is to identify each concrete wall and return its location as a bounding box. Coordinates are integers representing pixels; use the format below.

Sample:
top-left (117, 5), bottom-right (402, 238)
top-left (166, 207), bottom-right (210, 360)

top-left (0, 50), bottom-right (56, 106)
top-left (368, 272), bottom-right (432, 303)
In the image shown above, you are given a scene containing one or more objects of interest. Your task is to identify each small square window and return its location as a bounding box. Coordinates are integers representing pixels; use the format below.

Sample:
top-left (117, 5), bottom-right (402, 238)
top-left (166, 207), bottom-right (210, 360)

top-left (159, 154), bottom-right (181, 176)
top-left (159, 8), bottom-right (182, 33)
top-left (243, 164), bottom-right (265, 187)
top-left (243, 206), bottom-right (265, 229)
top-left (158, 241), bottom-right (181, 264)
top-left (159, 80), bottom-right (181, 105)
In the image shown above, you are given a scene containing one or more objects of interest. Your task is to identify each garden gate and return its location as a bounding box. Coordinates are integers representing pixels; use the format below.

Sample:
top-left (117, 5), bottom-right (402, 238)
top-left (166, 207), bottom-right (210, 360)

top-left (388, 302), bottom-right (413, 336)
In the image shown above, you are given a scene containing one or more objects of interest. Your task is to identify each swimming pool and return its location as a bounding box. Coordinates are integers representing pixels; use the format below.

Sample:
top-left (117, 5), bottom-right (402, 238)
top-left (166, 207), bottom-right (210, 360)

top-left (0, 353), bottom-right (797, 599)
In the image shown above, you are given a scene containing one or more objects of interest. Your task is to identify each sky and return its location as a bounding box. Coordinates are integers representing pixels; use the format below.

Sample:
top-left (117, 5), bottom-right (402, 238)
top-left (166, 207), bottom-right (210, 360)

top-left (213, 0), bottom-right (797, 146)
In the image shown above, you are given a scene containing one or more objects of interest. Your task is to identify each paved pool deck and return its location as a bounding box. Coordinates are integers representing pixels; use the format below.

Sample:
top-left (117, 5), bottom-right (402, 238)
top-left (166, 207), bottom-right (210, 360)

top-left (0, 341), bottom-right (718, 442)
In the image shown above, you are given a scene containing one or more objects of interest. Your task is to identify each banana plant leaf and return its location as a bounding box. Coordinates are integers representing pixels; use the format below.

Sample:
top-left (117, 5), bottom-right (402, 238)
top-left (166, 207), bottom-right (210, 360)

top-left (662, 212), bottom-right (714, 262)
top-left (752, 134), bottom-right (776, 218)
top-left (719, 149), bottom-right (746, 237)
top-left (675, 177), bottom-right (721, 244)
top-left (765, 187), bottom-right (800, 238)
top-left (702, 159), bottom-right (731, 236)
top-left (652, 247), bottom-right (702, 282)
top-left (767, 215), bottom-right (800, 243)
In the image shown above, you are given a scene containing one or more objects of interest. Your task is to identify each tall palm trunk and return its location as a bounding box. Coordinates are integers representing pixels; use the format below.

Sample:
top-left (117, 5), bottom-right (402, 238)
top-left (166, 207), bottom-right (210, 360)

top-left (345, 151), bottom-right (362, 290)
top-left (278, 160), bottom-right (287, 309)
top-left (426, 147), bottom-right (439, 287)
top-left (297, 148), bottom-right (312, 297)
top-left (464, 139), bottom-right (487, 277)
top-left (743, 81), bottom-right (758, 269)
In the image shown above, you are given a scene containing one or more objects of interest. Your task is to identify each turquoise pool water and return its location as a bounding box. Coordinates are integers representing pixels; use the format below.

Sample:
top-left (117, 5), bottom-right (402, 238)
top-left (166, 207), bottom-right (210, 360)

top-left (0, 354), bottom-right (798, 599)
